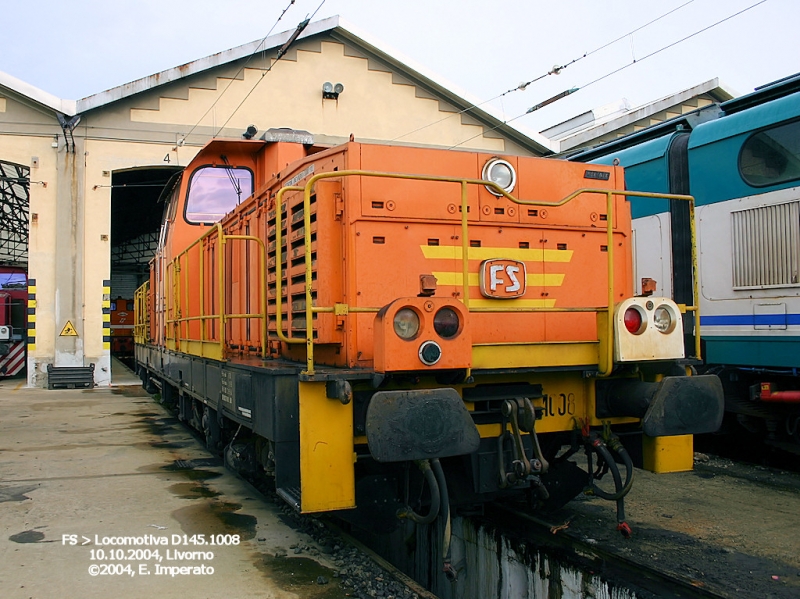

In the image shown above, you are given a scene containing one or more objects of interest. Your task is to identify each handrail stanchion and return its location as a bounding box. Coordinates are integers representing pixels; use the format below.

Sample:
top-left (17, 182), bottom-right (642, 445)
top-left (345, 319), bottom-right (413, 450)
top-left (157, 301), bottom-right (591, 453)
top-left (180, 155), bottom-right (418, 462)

top-left (460, 181), bottom-right (470, 309)
top-left (273, 186), bottom-right (305, 345)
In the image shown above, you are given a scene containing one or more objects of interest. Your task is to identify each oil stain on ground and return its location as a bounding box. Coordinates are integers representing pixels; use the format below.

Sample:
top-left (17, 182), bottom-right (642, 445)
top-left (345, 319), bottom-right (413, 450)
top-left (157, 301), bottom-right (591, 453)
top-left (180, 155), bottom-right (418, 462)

top-left (9, 530), bottom-right (46, 543)
top-left (168, 482), bottom-right (222, 499)
top-left (172, 500), bottom-right (257, 540)
top-left (0, 484), bottom-right (39, 503)
top-left (257, 555), bottom-right (348, 599)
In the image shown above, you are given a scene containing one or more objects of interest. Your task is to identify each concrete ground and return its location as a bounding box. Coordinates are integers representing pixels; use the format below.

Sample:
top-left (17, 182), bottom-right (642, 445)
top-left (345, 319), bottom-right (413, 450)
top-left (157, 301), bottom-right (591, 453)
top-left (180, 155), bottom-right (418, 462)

top-left (0, 373), bottom-right (350, 599)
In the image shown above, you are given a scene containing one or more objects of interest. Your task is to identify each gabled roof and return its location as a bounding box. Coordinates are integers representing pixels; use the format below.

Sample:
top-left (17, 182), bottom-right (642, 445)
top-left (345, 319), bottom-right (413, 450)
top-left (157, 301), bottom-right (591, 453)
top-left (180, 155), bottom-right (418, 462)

top-left (541, 78), bottom-right (737, 153)
top-left (70, 16), bottom-right (552, 154)
top-left (0, 70), bottom-right (76, 116)
top-left (0, 16), bottom-right (553, 153)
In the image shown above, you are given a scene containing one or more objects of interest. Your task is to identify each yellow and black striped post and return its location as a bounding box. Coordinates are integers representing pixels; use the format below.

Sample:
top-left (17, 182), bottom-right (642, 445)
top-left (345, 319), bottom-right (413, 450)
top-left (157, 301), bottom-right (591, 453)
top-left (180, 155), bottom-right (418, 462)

top-left (27, 278), bottom-right (36, 352)
top-left (102, 280), bottom-right (111, 351)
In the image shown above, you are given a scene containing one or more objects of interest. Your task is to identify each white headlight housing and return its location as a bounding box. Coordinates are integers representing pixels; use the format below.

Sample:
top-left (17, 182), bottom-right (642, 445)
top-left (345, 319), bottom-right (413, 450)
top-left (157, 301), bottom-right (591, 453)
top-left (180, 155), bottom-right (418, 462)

top-left (0, 325), bottom-right (9, 340)
top-left (653, 304), bottom-right (677, 334)
top-left (482, 158), bottom-right (516, 196)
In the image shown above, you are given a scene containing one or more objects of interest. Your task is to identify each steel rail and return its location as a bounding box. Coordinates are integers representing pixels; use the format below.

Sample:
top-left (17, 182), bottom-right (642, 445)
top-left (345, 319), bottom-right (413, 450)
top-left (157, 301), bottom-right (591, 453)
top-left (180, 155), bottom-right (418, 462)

top-left (490, 503), bottom-right (732, 599)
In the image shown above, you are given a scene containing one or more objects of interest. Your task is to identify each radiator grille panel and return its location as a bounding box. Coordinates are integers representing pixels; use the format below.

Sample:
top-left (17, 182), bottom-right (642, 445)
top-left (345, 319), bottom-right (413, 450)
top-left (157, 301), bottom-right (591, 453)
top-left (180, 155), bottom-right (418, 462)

top-left (732, 200), bottom-right (800, 289)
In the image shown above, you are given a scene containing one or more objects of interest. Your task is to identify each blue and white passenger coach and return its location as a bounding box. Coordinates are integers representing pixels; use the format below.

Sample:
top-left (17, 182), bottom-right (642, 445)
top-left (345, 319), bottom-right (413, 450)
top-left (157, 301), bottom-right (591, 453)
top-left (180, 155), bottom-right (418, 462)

top-left (572, 73), bottom-right (800, 444)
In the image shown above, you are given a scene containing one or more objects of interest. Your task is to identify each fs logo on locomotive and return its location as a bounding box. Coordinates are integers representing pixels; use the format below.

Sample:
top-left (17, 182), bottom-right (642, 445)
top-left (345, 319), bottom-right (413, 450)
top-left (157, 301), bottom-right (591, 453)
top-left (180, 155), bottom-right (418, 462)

top-left (479, 259), bottom-right (526, 299)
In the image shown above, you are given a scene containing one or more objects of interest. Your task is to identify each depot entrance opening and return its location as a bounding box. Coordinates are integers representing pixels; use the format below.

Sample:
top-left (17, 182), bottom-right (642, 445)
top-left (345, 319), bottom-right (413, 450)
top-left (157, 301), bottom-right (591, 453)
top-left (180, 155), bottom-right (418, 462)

top-left (110, 166), bottom-right (180, 376)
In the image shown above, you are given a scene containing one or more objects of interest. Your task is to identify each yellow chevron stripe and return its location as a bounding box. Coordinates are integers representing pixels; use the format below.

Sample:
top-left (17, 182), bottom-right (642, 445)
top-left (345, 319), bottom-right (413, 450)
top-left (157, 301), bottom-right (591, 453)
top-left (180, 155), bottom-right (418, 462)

top-left (433, 272), bottom-right (565, 287)
top-left (421, 245), bottom-right (573, 263)
top-left (470, 299), bottom-right (557, 308)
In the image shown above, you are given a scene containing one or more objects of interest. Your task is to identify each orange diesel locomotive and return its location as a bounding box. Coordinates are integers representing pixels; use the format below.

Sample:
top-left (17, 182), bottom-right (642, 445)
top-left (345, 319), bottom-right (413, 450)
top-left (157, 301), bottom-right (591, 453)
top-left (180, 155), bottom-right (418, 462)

top-left (134, 129), bottom-right (722, 539)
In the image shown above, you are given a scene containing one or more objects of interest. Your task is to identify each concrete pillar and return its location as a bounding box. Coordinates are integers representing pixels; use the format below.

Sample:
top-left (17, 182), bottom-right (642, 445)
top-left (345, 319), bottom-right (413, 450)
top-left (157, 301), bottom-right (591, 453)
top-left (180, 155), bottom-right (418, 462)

top-left (52, 137), bottom-right (85, 367)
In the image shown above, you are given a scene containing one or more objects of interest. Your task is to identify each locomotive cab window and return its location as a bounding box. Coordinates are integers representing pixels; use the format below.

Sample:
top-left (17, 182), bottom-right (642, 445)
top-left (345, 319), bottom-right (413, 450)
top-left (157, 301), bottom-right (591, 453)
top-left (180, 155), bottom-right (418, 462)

top-left (739, 119), bottom-right (800, 187)
top-left (185, 166), bottom-right (253, 224)
top-left (157, 177), bottom-right (182, 250)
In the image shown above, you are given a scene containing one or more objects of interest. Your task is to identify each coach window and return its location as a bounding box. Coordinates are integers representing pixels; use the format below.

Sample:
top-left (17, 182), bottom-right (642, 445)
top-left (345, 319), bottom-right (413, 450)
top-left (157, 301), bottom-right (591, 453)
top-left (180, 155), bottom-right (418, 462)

top-left (0, 272), bottom-right (26, 289)
top-left (739, 120), bottom-right (800, 187)
top-left (185, 166), bottom-right (253, 224)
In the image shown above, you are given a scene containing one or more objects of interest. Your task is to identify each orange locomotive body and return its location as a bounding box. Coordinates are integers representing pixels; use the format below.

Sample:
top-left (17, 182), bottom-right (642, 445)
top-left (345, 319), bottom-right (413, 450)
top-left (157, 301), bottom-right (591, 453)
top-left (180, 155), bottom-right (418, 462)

top-left (135, 131), bottom-right (722, 539)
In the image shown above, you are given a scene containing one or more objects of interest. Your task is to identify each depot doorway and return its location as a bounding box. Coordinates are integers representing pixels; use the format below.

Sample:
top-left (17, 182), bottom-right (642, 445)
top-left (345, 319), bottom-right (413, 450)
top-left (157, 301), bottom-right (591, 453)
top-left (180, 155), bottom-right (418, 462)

top-left (109, 166), bottom-right (181, 384)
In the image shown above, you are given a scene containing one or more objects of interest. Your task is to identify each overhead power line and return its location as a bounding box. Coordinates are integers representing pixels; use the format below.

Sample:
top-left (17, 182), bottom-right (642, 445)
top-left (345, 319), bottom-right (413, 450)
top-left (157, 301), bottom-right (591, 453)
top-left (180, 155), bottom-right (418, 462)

top-left (180, 0), bottom-right (299, 145)
top-left (212, 0), bottom-right (326, 138)
top-left (391, 0), bottom-right (697, 143)
top-left (448, 0), bottom-right (769, 150)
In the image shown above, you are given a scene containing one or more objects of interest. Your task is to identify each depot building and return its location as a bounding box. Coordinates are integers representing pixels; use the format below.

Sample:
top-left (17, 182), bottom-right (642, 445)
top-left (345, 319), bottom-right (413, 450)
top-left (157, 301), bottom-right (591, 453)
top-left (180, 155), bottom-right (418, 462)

top-left (0, 16), bottom-right (551, 387)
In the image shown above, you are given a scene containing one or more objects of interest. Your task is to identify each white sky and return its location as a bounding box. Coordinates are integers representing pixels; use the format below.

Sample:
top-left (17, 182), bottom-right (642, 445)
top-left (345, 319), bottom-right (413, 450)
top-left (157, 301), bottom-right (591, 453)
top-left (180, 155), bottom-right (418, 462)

top-left (1, 0), bottom-right (795, 136)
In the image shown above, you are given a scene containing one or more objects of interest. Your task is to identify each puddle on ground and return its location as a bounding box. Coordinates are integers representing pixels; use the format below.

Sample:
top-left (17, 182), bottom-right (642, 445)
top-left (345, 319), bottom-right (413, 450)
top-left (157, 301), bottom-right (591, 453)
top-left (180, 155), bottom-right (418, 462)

top-left (161, 464), bottom-right (223, 482)
top-left (9, 530), bottom-right (45, 543)
top-left (257, 555), bottom-right (347, 599)
top-left (138, 440), bottom-right (191, 450)
top-left (110, 387), bottom-right (150, 397)
top-left (136, 416), bottom-right (178, 437)
top-left (0, 485), bottom-right (39, 503)
top-left (172, 500), bottom-right (257, 540)
top-left (168, 482), bottom-right (222, 499)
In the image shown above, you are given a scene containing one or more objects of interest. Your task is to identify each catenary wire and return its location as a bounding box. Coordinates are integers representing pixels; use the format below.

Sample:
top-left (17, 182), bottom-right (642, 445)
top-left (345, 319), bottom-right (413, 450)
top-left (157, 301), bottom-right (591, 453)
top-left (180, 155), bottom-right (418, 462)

top-left (447, 0), bottom-right (768, 150)
top-left (212, 0), bottom-right (326, 137)
top-left (180, 0), bottom-right (298, 144)
top-left (390, 0), bottom-right (697, 142)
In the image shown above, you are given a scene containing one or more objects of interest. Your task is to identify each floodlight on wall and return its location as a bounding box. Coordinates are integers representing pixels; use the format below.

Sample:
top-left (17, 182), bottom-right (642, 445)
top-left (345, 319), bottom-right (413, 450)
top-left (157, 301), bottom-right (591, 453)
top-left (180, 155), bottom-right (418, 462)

top-left (242, 125), bottom-right (258, 140)
top-left (322, 82), bottom-right (344, 100)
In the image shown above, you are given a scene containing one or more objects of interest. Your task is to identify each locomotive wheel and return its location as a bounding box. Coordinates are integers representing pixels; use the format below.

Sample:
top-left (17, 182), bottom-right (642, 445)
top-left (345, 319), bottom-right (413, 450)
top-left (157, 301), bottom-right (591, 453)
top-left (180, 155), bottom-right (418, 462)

top-left (202, 406), bottom-right (221, 452)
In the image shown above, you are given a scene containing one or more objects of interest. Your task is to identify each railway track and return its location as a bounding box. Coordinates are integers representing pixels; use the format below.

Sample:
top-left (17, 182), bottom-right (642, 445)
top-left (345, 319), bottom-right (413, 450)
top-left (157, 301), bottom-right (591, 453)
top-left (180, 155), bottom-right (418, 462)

top-left (487, 503), bottom-right (759, 599)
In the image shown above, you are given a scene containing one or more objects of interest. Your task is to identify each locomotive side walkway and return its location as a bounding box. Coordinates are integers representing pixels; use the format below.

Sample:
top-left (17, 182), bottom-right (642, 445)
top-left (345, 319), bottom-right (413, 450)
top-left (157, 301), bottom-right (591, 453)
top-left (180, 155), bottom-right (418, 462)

top-left (0, 380), bottom-right (349, 599)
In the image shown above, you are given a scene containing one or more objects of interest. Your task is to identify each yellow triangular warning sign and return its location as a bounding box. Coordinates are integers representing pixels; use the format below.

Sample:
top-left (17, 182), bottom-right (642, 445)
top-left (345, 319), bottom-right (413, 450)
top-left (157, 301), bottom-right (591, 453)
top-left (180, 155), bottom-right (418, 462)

top-left (60, 321), bottom-right (78, 336)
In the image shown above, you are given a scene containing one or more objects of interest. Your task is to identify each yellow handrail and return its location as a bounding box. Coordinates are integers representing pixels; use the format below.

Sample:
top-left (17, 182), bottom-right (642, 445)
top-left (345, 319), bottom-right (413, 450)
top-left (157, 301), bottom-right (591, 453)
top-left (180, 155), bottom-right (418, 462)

top-left (162, 224), bottom-right (269, 359)
top-left (133, 281), bottom-right (150, 344)
top-left (273, 186), bottom-right (304, 345)
top-left (269, 169), bottom-right (698, 376)
top-left (224, 234), bottom-right (268, 356)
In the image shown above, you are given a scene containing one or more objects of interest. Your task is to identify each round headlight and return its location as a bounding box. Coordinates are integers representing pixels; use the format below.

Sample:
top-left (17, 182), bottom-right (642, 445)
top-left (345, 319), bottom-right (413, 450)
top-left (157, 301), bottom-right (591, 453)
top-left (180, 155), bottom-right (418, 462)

top-left (623, 306), bottom-right (646, 335)
top-left (482, 158), bottom-right (516, 196)
top-left (654, 305), bottom-right (676, 334)
top-left (418, 340), bottom-right (442, 366)
top-left (433, 307), bottom-right (460, 339)
top-left (393, 308), bottom-right (420, 340)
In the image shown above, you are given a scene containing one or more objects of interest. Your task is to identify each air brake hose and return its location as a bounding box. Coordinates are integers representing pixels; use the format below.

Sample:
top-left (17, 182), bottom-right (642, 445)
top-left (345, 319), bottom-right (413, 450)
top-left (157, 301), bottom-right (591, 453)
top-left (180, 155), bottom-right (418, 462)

top-left (589, 435), bottom-right (634, 501)
top-left (397, 460), bottom-right (441, 525)
top-left (591, 438), bottom-right (633, 538)
top-left (431, 459), bottom-right (457, 581)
